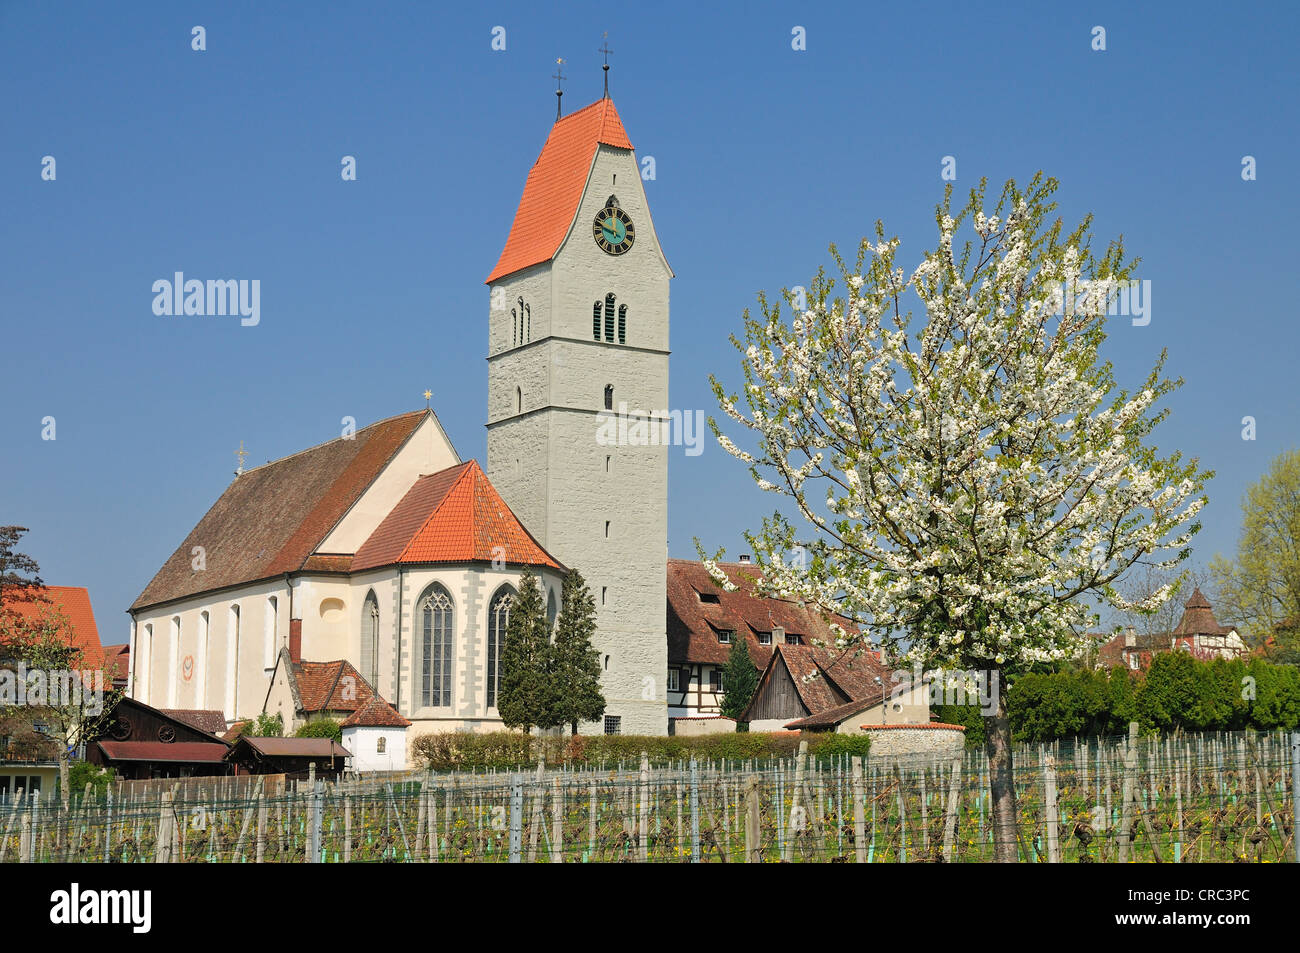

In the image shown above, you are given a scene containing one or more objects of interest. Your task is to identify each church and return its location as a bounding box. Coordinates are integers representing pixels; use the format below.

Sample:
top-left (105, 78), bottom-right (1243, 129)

top-left (127, 83), bottom-right (672, 740)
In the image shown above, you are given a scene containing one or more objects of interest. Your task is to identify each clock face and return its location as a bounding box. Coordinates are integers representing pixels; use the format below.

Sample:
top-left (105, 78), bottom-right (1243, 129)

top-left (593, 205), bottom-right (635, 255)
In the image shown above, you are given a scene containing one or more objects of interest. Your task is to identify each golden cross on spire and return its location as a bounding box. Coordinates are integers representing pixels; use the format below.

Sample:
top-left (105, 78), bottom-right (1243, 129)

top-left (235, 439), bottom-right (249, 475)
top-left (423, 389), bottom-right (433, 408)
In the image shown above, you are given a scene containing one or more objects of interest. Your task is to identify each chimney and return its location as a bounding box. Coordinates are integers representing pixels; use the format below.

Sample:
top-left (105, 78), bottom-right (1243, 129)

top-left (1124, 626), bottom-right (1136, 649)
top-left (773, 626), bottom-right (785, 645)
top-left (289, 618), bottom-right (303, 663)
top-left (738, 554), bottom-right (751, 564)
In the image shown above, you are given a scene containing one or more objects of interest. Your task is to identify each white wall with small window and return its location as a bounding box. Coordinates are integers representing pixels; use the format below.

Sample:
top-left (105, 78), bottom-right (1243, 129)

top-left (341, 724), bottom-right (408, 772)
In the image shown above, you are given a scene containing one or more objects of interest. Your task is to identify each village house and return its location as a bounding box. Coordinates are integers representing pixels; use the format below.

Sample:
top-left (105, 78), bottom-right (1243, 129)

top-left (0, 585), bottom-right (116, 797)
top-left (742, 643), bottom-right (930, 733)
top-left (667, 557), bottom-right (932, 733)
top-left (1095, 587), bottom-right (1247, 671)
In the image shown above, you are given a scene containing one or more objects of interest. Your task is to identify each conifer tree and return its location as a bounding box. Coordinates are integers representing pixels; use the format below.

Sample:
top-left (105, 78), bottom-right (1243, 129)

top-left (550, 568), bottom-right (605, 734)
top-left (497, 567), bottom-right (552, 733)
top-left (719, 636), bottom-right (758, 722)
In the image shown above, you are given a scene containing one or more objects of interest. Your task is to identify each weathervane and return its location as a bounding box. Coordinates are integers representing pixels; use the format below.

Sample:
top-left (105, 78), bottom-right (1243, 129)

top-left (553, 58), bottom-right (566, 120)
top-left (599, 33), bottom-right (612, 97)
top-left (234, 439), bottom-right (248, 476)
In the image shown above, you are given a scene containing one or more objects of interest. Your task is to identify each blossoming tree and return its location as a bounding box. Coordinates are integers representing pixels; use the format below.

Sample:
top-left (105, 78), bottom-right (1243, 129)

top-left (707, 174), bottom-right (1210, 861)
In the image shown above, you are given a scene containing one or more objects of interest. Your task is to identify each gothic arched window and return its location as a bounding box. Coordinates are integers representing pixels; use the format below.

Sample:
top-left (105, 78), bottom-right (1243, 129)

top-left (486, 585), bottom-right (515, 709)
top-left (525, 302), bottom-right (531, 342)
top-left (511, 307), bottom-right (517, 347)
top-left (419, 584), bottom-right (454, 708)
top-left (618, 304), bottom-right (627, 344)
top-left (546, 589), bottom-right (557, 635)
top-left (604, 293), bottom-right (616, 342)
top-left (516, 386), bottom-right (523, 415)
top-left (362, 591), bottom-right (380, 690)
top-left (592, 301), bottom-right (602, 340)
top-left (604, 384), bottom-right (614, 410)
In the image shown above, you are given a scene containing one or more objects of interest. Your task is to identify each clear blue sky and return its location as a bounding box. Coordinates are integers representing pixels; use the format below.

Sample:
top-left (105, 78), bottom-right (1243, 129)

top-left (3, 0), bottom-right (1297, 641)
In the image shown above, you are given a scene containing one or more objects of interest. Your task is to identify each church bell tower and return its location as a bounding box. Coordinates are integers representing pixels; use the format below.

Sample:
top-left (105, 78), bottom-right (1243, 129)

top-left (484, 86), bottom-right (671, 735)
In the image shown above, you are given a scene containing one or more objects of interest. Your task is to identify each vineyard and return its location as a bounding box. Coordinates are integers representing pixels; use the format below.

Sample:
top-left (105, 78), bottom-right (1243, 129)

top-left (2, 727), bottom-right (1297, 863)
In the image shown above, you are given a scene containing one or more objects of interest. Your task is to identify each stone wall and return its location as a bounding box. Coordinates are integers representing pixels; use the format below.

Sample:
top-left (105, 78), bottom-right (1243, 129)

top-left (861, 723), bottom-right (966, 758)
top-left (670, 717), bottom-right (736, 737)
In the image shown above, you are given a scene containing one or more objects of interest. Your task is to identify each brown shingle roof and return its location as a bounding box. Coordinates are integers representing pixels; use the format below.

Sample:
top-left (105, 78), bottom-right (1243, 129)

top-left (230, 737), bottom-right (351, 759)
top-left (95, 741), bottom-right (229, 763)
top-left (160, 708), bottom-right (228, 735)
top-left (131, 411), bottom-right (430, 611)
top-left (667, 559), bottom-right (856, 666)
top-left (1172, 587), bottom-right (1235, 638)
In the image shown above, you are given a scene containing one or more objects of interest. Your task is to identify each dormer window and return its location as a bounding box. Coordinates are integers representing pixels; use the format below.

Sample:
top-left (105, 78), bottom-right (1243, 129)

top-left (717, 629), bottom-right (733, 644)
top-left (697, 591), bottom-right (720, 604)
top-left (757, 631), bottom-right (772, 645)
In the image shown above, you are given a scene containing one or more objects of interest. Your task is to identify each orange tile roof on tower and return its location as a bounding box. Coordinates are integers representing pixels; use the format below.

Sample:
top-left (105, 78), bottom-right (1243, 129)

top-left (353, 460), bottom-right (562, 571)
top-left (486, 97), bottom-right (633, 285)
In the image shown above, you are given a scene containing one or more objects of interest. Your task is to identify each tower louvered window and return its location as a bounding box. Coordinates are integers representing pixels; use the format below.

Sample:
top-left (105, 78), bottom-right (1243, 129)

top-left (618, 304), bottom-right (627, 344)
top-left (604, 293), bottom-right (616, 342)
top-left (593, 302), bottom-right (601, 340)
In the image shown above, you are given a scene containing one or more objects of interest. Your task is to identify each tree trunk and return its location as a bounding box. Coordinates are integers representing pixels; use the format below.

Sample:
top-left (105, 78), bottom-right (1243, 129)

top-left (571, 721), bottom-right (578, 735)
top-left (59, 745), bottom-right (71, 810)
top-left (983, 679), bottom-right (1019, 862)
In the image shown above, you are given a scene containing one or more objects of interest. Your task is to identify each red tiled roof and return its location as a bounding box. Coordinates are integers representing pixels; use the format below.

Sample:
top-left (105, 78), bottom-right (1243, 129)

top-left (1, 586), bottom-right (105, 668)
top-left (291, 659), bottom-right (374, 713)
top-left (341, 694), bottom-right (411, 728)
top-left (302, 554), bottom-right (354, 573)
top-left (131, 411), bottom-right (430, 611)
top-left (102, 643), bottom-right (130, 683)
top-left (353, 460), bottom-right (561, 571)
top-left (95, 741), bottom-right (229, 763)
top-left (743, 643), bottom-right (898, 724)
top-left (160, 709), bottom-right (228, 735)
top-left (485, 98), bottom-right (633, 284)
top-left (667, 559), bottom-right (857, 667)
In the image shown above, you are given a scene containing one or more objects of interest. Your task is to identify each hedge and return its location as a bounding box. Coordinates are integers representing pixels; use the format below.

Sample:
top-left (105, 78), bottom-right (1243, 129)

top-left (411, 730), bottom-right (869, 772)
top-left (933, 656), bottom-right (1300, 747)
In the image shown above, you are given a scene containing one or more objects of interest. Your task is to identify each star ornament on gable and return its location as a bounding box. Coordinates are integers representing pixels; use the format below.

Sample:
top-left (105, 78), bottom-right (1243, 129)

top-left (424, 389), bottom-right (433, 408)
